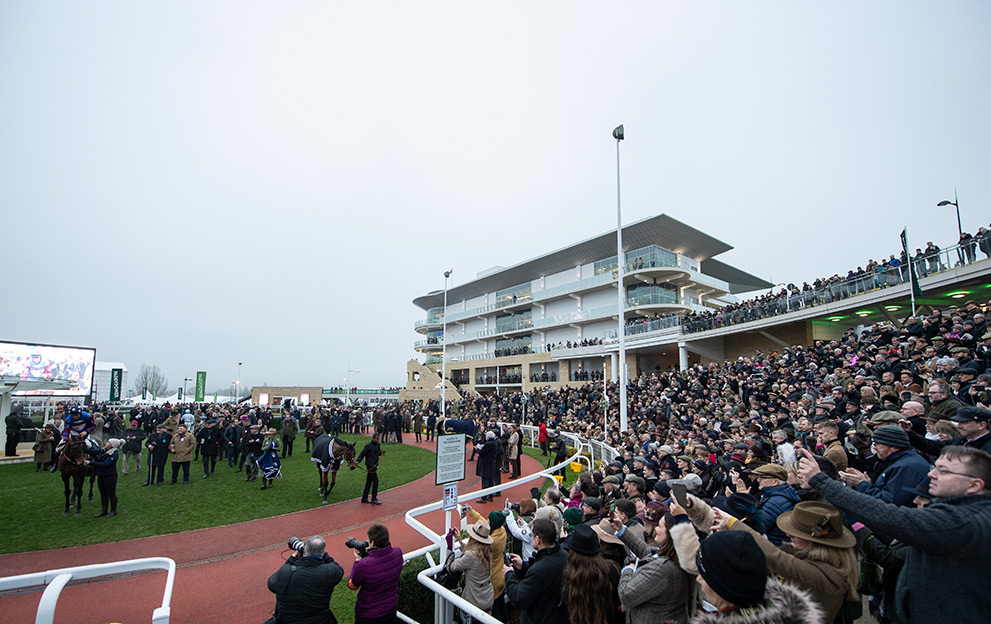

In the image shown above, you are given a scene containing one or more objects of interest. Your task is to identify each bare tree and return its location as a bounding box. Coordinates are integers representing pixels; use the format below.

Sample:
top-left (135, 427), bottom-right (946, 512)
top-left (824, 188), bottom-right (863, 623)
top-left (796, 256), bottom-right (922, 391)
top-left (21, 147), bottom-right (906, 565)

top-left (132, 364), bottom-right (169, 397)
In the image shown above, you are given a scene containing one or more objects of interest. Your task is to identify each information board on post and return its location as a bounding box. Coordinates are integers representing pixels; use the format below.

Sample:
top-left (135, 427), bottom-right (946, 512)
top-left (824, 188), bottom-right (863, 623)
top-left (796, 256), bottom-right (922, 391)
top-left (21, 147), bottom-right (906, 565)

top-left (443, 483), bottom-right (458, 511)
top-left (435, 434), bottom-right (466, 486)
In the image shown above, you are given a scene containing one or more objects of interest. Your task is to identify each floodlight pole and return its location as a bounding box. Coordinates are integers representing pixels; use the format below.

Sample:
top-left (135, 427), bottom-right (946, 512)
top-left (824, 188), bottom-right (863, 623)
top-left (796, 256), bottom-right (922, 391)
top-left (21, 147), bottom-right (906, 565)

top-left (613, 124), bottom-right (628, 434)
top-left (441, 269), bottom-right (452, 420)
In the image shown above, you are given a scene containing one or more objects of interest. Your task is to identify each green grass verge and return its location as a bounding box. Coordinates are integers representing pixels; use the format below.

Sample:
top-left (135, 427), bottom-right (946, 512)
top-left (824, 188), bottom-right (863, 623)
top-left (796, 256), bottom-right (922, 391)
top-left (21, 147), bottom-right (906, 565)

top-left (521, 445), bottom-right (580, 493)
top-left (0, 434), bottom-right (434, 554)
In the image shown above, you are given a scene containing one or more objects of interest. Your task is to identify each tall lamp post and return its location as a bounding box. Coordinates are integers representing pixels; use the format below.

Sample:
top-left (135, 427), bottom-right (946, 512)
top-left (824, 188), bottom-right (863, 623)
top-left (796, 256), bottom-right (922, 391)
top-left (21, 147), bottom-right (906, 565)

top-left (441, 269), bottom-right (452, 420)
top-left (345, 364), bottom-right (360, 406)
top-left (236, 362), bottom-right (242, 402)
top-left (182, 377), bottom-right (192, 402)
top-left (613, 124), bottom-right (628, 434)
top-left (937, 189), bottom-right (962, 239)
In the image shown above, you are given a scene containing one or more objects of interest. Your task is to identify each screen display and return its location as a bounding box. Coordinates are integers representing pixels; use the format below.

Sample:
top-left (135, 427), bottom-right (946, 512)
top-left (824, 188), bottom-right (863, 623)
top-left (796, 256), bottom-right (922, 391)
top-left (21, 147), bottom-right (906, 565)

top-left (0, 341), bottom-right (97, 397)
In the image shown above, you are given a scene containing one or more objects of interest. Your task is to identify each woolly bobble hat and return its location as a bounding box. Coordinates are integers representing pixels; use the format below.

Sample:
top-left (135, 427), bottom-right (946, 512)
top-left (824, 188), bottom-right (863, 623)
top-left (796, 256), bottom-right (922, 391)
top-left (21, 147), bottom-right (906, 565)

top-left (696, 531), bottom-right (768, 608)
top-left (107, 438), bottom-right (123, 450)
top-left (872, 425), bottom-right (909, 449)
top-left (562, 507), bottom-right (583, 528)
top-left (488, 510), bottom-right (507, 530)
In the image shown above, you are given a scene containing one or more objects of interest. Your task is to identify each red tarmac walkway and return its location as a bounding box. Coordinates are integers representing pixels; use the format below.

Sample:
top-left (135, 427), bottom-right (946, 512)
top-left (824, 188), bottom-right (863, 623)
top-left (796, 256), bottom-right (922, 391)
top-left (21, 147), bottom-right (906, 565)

top-left (0, 441), bottom-right (550, 623)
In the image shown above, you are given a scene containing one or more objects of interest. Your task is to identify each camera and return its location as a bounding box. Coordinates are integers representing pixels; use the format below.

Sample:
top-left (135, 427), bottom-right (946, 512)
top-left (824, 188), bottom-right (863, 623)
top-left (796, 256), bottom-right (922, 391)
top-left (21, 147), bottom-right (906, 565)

top-left (345, 537), bottom-right (370, 558)
top-left (288, 537), bottom-right (305, 552)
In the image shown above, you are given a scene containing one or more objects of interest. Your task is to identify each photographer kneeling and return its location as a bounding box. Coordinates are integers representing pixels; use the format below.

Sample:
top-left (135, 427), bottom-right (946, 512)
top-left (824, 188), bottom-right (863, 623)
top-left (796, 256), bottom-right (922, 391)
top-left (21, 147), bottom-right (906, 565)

top-left (267, 536), bottom-right (344, 624)
top-left (347, 524), bottom-right (404, 624)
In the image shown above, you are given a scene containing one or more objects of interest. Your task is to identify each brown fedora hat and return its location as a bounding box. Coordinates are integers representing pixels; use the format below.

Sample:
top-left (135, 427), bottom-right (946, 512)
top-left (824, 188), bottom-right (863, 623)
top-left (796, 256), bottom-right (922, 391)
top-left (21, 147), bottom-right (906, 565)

top-left (592, 519), bottom-right (624, 546)
top-left (776, 501), bottom-right (855, 548)
top-left (466, 520), bottom-right (493, 545)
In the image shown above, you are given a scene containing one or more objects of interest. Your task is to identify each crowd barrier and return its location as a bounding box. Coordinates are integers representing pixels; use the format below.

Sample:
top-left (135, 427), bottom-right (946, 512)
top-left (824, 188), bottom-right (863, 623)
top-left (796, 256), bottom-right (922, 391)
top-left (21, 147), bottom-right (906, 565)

top-left (0, 556), bottom-right (176, 624)
top-left (400, 426), bottom-right (616, 624)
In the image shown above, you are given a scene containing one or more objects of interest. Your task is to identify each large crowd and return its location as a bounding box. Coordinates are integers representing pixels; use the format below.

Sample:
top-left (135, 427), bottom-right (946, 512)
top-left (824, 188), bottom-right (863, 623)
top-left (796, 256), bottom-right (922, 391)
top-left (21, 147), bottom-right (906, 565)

top-left (424, 296), bottom-right (991, 624)
top-left (12, 292), bottom-right (991, 623)
top-left (616, 228), bottom-right (991, 335)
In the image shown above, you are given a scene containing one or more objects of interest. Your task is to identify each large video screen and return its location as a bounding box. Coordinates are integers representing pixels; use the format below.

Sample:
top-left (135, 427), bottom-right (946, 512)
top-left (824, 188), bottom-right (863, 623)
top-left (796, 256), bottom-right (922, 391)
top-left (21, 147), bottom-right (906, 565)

top-left (0, 341), bottom-right (97, 397)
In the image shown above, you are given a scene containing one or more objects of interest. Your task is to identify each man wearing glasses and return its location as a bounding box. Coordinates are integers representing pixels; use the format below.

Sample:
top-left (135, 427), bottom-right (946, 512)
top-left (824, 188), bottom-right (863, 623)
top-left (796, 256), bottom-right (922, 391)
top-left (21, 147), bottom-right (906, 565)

top-left (902, 406), bottom-right (991, 458)
top-left (797, 445), bottom-right (991, 624)
top-left (925, 380), bottom-right (960, 421)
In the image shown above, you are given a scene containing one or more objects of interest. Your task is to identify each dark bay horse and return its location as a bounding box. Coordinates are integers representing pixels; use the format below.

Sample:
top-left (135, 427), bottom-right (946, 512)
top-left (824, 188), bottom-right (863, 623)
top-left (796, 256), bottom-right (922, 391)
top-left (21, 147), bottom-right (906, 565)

top-left (58, 440), bottom-right (95, 516)
top-left (310, 434), bottom-right (356, 504)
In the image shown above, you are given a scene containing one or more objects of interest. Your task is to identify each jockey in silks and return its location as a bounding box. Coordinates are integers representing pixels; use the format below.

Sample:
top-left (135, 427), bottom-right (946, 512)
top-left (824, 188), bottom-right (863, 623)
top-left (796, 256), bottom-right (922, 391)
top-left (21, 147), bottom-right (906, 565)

top-left (52, 406), bottom-right (98, 470)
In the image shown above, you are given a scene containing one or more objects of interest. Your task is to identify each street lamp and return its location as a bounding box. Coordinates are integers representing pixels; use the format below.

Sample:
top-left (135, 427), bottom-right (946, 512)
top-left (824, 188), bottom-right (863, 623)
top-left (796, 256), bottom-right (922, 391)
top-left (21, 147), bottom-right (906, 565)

top-left (236, 362), bottom-right (243, 401)
top-left (182, 377), bottom-right (192, 402)
top-left (441, 269), bottom-right (452, 420)
top-left (613, 124), bottom-right (628, 434)
top-left (345, 364), bottom-right (360, 406)
top-left (937, 189), bottom-right (962, 239)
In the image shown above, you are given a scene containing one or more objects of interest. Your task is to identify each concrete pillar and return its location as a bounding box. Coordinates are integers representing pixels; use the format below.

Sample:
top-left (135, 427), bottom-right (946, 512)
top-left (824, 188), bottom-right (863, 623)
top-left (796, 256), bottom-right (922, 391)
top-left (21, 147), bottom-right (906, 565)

top-left (678, 343), bottom-right (689, 371)
top-left (610, 353), bottom-right (619, 382)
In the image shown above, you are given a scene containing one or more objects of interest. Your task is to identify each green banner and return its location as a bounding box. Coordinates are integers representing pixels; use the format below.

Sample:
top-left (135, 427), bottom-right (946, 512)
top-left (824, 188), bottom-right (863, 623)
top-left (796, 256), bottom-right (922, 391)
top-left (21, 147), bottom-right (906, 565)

top-left (195, 371), bottom-right (207, 402)
top-left (109, 368), bottom-right (123, 402)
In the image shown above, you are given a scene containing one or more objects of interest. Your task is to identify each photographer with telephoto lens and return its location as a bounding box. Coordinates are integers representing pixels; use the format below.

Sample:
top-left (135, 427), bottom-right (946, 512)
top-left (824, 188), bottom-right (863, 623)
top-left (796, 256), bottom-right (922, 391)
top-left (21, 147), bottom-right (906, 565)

top-left (347, 524), bottom-right (404, 624)
top-left (266, 535), bottom-right (343, 624)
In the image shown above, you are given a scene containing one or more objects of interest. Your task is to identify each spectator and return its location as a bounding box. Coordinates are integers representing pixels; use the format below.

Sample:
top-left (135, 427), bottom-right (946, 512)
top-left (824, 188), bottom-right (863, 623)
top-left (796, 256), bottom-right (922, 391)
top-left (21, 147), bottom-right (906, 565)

top-left (196, 418), bottom-right (222, 478)
top-left (267, 536), bottom-right (343, 624)
top-left (611, 508), bottom-right (693, 624)
top-left (838, 425), bottom-right (930, 507)
top-left (693, 531), bottom-right (821, 624)
top-left (144, 423), bottom-right (171, 486)
top-left (348, 524), bottom-right (403, 624)
top-left (798, 445), bottom-right (991, 624)
top-left (168, 424), bottom-right (196, 485)
top-left (739, 463), bottom-right (801, 546)
top-left (563, 524), bottom-right (622, 624)
top-left (449, 520), bottom-right (495, 619)
top-left (713, 500), bottom-right (859, 622)
top-left (121, 420), bottom-right (145, 476)
top-left (504, 518), bottom-right (569, 624)
top-left (33, 423), bottom-right (55, 472)
top-left (85, 438), bottom-right (121, 518)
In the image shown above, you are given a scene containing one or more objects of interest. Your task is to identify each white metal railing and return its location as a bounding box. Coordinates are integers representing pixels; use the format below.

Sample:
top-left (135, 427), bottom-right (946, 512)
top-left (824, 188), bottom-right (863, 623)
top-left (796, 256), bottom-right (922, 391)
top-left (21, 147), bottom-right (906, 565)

top-left (0, 556), bottom-right (176, 624)
top-left (402, 427), bottom-right (602, 624)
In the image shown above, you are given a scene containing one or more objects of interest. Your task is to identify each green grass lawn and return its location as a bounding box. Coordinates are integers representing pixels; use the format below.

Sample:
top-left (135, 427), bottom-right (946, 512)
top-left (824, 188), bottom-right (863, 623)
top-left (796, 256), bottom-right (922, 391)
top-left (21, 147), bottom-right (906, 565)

top-left (521, 445), bottom-right (580, 492)
top-left (0, 434), bottom-right (434, 554)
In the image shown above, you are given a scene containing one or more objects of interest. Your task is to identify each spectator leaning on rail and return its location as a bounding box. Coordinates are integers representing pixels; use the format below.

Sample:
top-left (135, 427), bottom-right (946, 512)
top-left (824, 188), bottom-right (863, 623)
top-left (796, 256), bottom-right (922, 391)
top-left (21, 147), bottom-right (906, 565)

top-left (797, 445), bottom-right (991, 624)
top-left (267, 536), bottom-right (344, 624)
top-left (347, 524), bottom-right (403, 624)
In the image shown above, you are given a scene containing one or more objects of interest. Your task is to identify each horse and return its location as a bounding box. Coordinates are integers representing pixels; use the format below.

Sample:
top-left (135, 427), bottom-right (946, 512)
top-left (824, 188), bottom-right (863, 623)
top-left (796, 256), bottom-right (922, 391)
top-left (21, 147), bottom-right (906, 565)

top-left (58, 439), bottom-right (95, 517)
top-left (441, 418), bottom-right (477, 438)
top-left (310, 434), bottom-right (356, 504)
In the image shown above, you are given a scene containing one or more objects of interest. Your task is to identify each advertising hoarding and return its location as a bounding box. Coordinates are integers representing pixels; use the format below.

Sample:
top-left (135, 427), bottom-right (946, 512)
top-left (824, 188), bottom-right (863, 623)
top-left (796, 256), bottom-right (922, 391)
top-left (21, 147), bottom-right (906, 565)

top-left (0, 340), bottom-right (96, 397)
top-left (195, 371), bottom-right (207, 402)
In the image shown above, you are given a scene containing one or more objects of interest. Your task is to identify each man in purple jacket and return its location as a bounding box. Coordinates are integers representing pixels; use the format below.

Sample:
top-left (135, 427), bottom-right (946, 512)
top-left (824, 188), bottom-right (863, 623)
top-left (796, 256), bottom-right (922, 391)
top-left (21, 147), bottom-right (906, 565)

top-left (347, 524), bottom-right (404, 624)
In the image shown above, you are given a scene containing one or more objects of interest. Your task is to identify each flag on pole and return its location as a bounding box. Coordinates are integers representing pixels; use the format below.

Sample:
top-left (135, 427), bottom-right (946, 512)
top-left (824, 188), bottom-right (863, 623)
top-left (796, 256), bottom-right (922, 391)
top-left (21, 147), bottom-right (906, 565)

top-left (901, 228), bottom-right (922, 313)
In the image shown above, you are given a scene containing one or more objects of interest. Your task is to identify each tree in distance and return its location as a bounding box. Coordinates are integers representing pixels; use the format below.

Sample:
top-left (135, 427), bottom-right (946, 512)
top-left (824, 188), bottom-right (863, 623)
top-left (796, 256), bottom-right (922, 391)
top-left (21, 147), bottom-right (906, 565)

top-left (132, 364), bottom-right (169, 397)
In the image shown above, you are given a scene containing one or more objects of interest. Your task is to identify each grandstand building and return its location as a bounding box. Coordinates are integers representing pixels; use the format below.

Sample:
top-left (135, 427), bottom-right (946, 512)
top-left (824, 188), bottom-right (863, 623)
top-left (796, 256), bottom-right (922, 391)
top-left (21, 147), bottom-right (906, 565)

top-left (402, 214), bottom-right (772, 400)
top-left (402, 213), bottom-right (991, 402)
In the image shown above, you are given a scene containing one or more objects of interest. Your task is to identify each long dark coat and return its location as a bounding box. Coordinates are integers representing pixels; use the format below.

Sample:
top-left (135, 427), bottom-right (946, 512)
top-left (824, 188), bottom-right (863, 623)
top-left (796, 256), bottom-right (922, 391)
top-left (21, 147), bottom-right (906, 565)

top-left (476, 438), bottom-right (498, 481)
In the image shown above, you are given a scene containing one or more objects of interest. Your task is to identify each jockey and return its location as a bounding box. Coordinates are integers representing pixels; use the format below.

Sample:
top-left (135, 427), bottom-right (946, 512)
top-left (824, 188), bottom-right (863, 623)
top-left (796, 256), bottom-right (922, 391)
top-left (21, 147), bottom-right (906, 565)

top-left (51, 406), bottom-right (98, 470)
top-left (59, 406), bottom-right (96, 449)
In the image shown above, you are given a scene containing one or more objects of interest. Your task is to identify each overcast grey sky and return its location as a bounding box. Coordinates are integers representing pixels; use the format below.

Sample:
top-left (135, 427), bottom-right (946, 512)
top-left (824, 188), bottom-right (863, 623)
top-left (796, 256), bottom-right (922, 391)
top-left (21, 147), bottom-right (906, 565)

top-left (2, 2), bottom-right (988, 392)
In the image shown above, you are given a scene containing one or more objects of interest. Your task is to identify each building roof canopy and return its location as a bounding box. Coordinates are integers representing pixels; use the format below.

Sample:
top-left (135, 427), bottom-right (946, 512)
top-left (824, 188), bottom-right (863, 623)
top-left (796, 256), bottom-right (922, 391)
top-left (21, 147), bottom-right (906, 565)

top-left (414, 213), bottom-right (770, 310)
